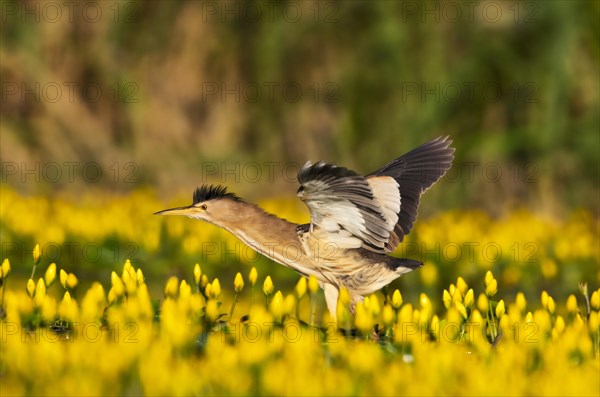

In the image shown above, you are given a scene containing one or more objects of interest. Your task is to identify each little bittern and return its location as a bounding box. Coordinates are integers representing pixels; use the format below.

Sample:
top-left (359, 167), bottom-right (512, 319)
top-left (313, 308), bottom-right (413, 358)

top-left (155, 136), bottom-right (454, 317)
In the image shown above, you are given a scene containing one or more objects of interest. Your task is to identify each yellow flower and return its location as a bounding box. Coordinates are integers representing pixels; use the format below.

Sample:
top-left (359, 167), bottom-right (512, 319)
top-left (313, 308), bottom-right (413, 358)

top-left (33, 243), bottom-right (41, 264)
top-left (515, 292), bottom-right (526, 312)
top-left (541, 290), bottom-right (549, 308)
top-left (164, 276), bottom-right (179, 298)
top-left (270, 290), bottom-right (283, 318)
top-left (456, 302), bottom-right (468, 319)
top-left (590, 290), bottom-right (599, 310)
top-left (67, 273), bottom-right (78, 289)
top-left (44, 263), bottom-right (56, 287)
top-left (566, 294), bottom-right (578, 313)
top-left (249, 267), bottom-right (258, 286)
top-left (193, 264), bottom-right (201, 285)
top-left (484, 270), bottom-right (494, 286)
top-left (205, 299), bottom-right (219, 321)
top-left (391, 289), bottom-right (403, 309)
top-left (495, 299), bottom-right (505, 317)
top-left (464, 289), bottom-right (474, 309)
top-left (477, 293), bottom-right (488, 313)
top-left (34, 278), bottom-right (46, 307)
top-left (263, 276), bottom-right (274, 296)
top-left (179, 280), bottom-right (191, 298)
top-left (308, 275), bottom-right (319, 294)
top-left (546, 296), bottom-right (556, 314)
top-left (382, 304), bottom-right (395, 326)
top-left (295, 277), bottom-right (307, 299)
top-left (200, 274), bottom-right (209, 290)
top-left (136, 268), bottom-right (145, 285)
top-left (0, 258), bottom-right (10, 278)
top-left (234, 272), bottom-right (244, 293)
top-left (354, 303), bottom-right (372, 334)
top-left (60, 269), bottom-right (68, 289)
top-left (485, 279), bottom-right (497, 297)
top-left (111, 271), bottom-right (125, 297)
top-left (26, 278), bottom-right (35, 298)
top-left (442, 289), bottom-right (452, 309)
top-left (456, 277), bottom-right (468, 295)
top-left (211, 278), bottom-right (221, 298)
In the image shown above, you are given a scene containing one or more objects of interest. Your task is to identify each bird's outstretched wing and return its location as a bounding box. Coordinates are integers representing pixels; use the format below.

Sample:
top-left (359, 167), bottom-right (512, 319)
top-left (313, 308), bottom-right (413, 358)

top-left (297, 161), bottom-right (392, 252)
top-left (368, 136), bottom-right (454, 251)
top-left (297, 136), bottom-right (454, 254)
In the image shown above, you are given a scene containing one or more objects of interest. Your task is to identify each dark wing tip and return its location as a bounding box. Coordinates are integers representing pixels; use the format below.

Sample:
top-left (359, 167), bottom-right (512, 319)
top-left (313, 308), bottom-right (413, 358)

top-left (193, 184), bottom-right (240, 204)
top-left (298, 161), bottom-right (360, 184)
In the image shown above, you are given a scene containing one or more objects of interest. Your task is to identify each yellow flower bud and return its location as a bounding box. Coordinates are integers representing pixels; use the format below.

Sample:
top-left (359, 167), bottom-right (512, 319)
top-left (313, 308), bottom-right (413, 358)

top-left (44, 263), bottom-right (56, 287)
top-left (211, 278), bottom-right (221, 298)
top-left (67, 273), bottom-right (78, 289)
top-left (338, 287), bottom-right (350, 307)
top-left (354, 303), bottom-right (372, 334)
top-left (464, 289), bottom-right (474, 308)
top-left (1, 259), bottom-right (10, 278)
top-left (547, 296), bottom-right (556, 314)
top-left (449, 283), bottom-right (457, 297)
top-left (205, 299), bottom-right (219, 321)
top-left (308, 275), bottom-right (319, 294)
top-left (566, 294), bottom-right (578, 314)
top-left (541, 291), bottom-right (549, 308)
top-left (180, 280), bottom-right (191, 298)
top-left (367, 294), bottom-right (381, 316)
top-left (60, 269), bottom-right (68, 289)
top-left (382, 304), bottom-right (395, 326)
top-left (164, 276), bottom-right (179, 298)
top-left (249, 267), bottom-right (258, 286)
top-left (284, 294), bottom-right (296, 315)
top-left (26, 278), bottom-right (36, 298)
top-left (590, 290), bottom-right (599, 310)
top-left (525, 311), bottom-right (533, 323)
top-left (495, 299), bottom-right (505, 317)
top-left (477, 293), bottom-right (488, 313)
top-left (588, 311), bottom-right (598, 334)
top-left (442, 289), bottom-right (452, 309)
top-left (270, 291), bottom-right (283, 318)
top-left (484, 271), bottom-right (494, 286)
top-left (263, 276), bottom-right (274, 296)
top-left (193, 264), bottom-right (201, 285)
top-left (456, 302), bottom-right (468, 319)
top-left (391, 289), bottom-right (403, 309)
top-left (515, 292), bottom-right (526, 313)
top-left (204, 283), bottom-right (212, 298)
top-left (554, 315), bottom-right (565, 334)
top-left (485, 279), bottom-right (497, 297)
top-left (136, 268), bottom-right (145, 285)
top-left (420, 293), bottom-right (431, 309)
top-left (295, 277), bottom-right (307, 299)
top-left (456, 277), bottom-right (468, 295)
top-left (234, 272), bottom-right (244, 293)
top-left (111, 271), bottom-right (124, 297)
top-left (200, 274), bottom-right (209, 290)
top-left (34, 278), bottom-right (46, 307)
top-left (33, 243), bottom-right (41, 264)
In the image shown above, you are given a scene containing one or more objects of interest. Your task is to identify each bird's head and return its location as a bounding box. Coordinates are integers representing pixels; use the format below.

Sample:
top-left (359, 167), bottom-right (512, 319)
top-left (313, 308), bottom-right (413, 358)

top-left (154, 184), bottom-right (242, 224)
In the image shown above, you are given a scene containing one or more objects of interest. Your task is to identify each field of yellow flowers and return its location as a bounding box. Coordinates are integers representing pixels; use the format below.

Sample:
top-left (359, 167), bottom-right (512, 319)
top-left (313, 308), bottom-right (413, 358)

top-left (0, 187), bottom-right (598, 396)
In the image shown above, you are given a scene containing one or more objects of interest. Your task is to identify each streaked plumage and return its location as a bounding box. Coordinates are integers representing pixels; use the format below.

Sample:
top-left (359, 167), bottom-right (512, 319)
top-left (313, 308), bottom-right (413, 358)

top-left (155, 136), bottom-right (454, 318)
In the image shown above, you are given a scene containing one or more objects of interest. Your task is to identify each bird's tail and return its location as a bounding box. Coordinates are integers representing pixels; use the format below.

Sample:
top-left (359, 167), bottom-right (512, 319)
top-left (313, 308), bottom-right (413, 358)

top-left (387, 257), bottom-right (423, 275)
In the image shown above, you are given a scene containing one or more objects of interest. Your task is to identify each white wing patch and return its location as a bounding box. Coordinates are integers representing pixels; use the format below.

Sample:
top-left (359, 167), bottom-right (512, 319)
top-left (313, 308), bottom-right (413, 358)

top-left (367, 176), bottom-right (400, 231)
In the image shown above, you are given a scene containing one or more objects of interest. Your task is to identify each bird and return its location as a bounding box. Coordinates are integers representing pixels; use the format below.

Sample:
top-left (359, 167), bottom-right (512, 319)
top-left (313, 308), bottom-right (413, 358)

top-left (155, 136), bottom-right (454, 318)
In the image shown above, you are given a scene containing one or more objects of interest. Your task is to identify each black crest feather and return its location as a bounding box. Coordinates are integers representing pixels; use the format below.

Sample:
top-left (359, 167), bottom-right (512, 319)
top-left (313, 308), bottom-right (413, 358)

top-left (193, 184), bottom-right (240, 204)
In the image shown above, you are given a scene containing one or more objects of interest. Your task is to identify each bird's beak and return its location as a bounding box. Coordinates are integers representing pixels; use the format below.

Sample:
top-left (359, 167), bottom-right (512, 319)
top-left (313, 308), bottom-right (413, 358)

top-left (153, 205), bottom-right (195, 216)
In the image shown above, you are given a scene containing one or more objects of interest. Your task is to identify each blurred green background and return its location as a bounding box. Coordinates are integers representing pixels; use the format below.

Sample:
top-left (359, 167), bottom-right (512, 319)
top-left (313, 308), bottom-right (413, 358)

top-left (1, 0), bottom-right (598, 303)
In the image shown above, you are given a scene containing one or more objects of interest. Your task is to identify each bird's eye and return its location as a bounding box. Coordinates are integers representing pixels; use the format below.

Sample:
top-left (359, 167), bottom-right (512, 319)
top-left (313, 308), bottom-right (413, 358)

top-left (200, 204), bottom-right (207, 210)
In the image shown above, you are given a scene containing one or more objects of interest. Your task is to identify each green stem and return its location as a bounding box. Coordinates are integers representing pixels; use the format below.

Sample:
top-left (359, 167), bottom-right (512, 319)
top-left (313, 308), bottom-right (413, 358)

top-left (309, 295), bottom-right (315, 327)
top-left (487, 301), bottom-right (497, 342)
top-left (229, 293), bottom-right (239, 322)
top-left (30, 263), bottom-right (37, 280)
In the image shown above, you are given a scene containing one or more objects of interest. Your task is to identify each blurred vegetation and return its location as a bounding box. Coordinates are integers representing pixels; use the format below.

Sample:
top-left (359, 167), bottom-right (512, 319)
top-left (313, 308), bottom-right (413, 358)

top-left (1, 0), bottom-right (598, 212)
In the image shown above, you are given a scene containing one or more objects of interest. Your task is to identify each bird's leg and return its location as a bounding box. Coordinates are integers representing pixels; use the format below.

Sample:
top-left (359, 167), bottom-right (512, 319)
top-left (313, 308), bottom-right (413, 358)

top-left (322, 283), bottom-right (339, 323)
